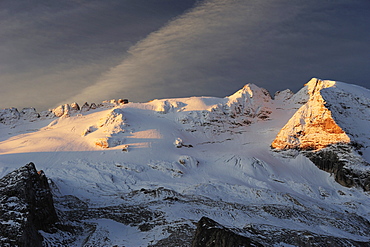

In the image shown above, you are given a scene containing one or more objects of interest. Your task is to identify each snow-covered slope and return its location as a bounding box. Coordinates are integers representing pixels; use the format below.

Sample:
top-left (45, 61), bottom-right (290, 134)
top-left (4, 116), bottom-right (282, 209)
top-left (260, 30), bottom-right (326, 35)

top-left (321, 81), bottom-right (370, 162)
top-left (0, 79), bottom-right (370, 246)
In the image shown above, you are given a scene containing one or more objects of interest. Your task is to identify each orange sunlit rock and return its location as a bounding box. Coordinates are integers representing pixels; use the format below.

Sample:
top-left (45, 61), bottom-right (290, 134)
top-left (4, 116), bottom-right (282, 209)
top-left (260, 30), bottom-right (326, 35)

top-left (95, 138), bottom-right (109, 148)
top-left (271, 78), bottom-right (350, 150)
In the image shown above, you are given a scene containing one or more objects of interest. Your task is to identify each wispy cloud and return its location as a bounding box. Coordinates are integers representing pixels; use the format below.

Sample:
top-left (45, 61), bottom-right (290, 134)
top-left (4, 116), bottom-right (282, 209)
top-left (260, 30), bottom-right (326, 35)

top-left (1, 0), bottom-right (369, 110)
top-left (65, 0), bottom-right (370, 106)
top-left (0, 0), bottom-right (195, 110)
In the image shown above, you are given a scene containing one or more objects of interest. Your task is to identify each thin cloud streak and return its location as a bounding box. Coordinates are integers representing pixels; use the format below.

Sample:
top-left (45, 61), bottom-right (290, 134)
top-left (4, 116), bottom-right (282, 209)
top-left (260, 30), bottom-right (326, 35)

top-left (0, 0), bottom-right (196, 110)
top-left (1, 0), bottom-right (369, 110)
top-left (65, 0), bottom-right (370, 106)
top-left (64, 0), bottom-right (295, 103)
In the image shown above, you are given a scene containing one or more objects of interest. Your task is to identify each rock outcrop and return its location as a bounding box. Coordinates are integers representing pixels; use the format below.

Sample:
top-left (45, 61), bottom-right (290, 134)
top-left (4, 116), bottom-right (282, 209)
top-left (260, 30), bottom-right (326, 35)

top-left (0, 163), bottom-right (58, 247)
top-left (0, 107), bottom-right (21, 125)
top-left (20, 108), bottom-right (40, 121)
top-left (191, 217), bottom-right (263, 247)
top-left (0, 98), bottom-right (129, 126)
top-left (50, 103), bottom-right (80, 118)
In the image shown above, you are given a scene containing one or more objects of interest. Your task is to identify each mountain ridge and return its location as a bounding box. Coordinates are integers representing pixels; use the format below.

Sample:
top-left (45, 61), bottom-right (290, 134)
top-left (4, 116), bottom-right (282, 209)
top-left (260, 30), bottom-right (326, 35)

top-left (1, 78), bottom-right (370, 246)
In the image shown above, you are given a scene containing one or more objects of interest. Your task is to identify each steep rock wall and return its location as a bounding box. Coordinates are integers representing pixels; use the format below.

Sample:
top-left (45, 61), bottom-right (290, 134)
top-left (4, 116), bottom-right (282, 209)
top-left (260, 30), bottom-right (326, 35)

top-left (0, 163), bottom-right (58, 246)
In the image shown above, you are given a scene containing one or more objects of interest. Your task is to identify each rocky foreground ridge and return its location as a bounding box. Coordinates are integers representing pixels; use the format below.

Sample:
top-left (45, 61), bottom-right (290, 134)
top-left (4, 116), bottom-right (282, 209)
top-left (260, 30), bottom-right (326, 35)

top-left (1, 163), bottom-right (370, 246)
top-left (0, 164), bottom-right (265, 246)
top-left (0, 163), bottom-right (58, 247)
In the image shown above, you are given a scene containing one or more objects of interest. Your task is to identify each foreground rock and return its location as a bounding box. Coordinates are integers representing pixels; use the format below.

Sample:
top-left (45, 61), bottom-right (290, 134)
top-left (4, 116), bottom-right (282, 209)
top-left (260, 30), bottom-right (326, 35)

top-left (0, 163), bottom-right (58, 247)
top-left (191, 217), bottom-right (263, 247)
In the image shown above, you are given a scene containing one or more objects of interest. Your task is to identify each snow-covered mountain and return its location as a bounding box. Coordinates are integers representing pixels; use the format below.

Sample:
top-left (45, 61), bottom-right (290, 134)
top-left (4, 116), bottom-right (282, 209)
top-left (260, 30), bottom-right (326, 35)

top-left (272, 78), bottom-right (370, 191)
top-left (1, 78), bottom-right (370, 246)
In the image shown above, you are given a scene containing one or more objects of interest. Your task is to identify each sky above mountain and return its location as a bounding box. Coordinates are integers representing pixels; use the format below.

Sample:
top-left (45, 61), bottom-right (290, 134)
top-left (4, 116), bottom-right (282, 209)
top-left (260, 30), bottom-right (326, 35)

top-left (1, 0), bottom-right (369, 111)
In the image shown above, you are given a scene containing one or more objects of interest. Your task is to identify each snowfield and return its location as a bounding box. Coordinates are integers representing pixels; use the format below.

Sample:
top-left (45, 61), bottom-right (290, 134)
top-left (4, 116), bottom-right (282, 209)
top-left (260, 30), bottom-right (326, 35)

top-left (1, 78), bottom-right (370, 246)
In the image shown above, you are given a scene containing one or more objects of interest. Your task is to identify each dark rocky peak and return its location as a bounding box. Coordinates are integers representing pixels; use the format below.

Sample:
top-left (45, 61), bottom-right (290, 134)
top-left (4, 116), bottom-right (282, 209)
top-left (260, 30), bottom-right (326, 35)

top-left (0, 162), bottom-right (58, 247)
top-left (191, 217), bottom-right (263, 247)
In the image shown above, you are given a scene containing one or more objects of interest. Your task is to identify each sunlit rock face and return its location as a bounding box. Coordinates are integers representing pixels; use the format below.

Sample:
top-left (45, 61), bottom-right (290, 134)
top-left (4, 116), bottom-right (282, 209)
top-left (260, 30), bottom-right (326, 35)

top-left (50, 102), bottom-right (80, 118)
top-left (272, 78), bottom-right (350, 150)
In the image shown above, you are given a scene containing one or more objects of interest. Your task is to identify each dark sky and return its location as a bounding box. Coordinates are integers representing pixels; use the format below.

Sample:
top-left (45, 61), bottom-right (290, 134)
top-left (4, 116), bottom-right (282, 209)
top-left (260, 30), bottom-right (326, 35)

top-left (1, 0), bottom-right (369, 110)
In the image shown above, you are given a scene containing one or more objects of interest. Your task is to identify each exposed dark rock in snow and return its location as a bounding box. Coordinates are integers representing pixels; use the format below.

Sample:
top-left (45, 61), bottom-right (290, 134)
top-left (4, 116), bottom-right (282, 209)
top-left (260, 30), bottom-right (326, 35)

top-left (80, 102), bottom-right (91, 112)
top-left (0, 107), bottom-right (20, 125)
top-left (90, 102), bottom-right (97, 109)
top-left (191, 217), bottom-right (263, 247)
top-left (20, 108), bottom-right (40, 121)
top-left (190, 208), bottom-right (370, 247)
top-left (117, 98), bottom-right (129, 104)
top-left (69, 102), bottom-right (80, 112)
top-left (304, 144), bottom-right (370, 191)
top-left (243, 223), bottom-right (370, 247)
top-left (151, 223), bottom-right (195, 247)
top-left (0, 163), bottom-right (58, 247)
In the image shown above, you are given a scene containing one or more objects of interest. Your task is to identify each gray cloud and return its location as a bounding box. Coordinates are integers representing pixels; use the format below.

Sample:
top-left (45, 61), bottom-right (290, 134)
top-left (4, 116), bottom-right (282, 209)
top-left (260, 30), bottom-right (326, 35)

top-left (1, 0), bottom-right (369, 110)
top-left (0, 0), bottom-right (196, 110)
top-left (65, 0), bottom-right (370, 106)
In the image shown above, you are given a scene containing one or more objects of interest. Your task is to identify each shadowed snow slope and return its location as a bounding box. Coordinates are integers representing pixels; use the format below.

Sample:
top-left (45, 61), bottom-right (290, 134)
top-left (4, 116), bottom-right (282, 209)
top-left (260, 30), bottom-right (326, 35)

top-left (0, 78), bottom-right (370, 246)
